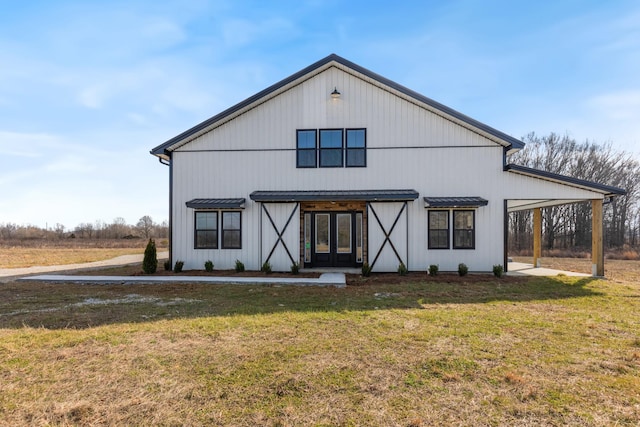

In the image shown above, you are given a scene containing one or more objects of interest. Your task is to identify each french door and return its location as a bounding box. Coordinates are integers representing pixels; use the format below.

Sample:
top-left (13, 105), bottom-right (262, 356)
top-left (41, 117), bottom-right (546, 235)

top-left (304, 212), bottom-right (363, 268)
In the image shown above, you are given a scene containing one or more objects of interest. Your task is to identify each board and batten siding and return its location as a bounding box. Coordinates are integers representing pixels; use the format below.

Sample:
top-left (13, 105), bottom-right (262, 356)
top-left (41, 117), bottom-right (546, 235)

top-left (172, 65), bottom-right (590, 272)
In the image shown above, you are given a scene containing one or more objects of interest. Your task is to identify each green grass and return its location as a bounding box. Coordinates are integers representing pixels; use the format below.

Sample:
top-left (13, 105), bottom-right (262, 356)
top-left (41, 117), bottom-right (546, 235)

top-left (0, 268), bottom-right (639, 426)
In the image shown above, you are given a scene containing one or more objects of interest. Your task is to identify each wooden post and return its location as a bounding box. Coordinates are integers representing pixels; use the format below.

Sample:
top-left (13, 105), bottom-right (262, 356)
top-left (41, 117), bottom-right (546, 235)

top-left (533, 208), bottom-right (542, 268)
top-left (592, 199), bottom-right (604, 277)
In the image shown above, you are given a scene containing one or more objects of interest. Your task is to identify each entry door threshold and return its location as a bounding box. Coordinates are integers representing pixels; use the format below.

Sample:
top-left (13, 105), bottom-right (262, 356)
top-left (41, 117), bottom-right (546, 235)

top-left (302, 267), bottom-right (360, 274)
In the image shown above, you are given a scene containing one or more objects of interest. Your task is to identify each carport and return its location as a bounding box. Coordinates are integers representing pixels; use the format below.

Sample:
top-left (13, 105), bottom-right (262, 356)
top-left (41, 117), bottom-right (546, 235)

top-left (504, 165), bottom-right (626, 277)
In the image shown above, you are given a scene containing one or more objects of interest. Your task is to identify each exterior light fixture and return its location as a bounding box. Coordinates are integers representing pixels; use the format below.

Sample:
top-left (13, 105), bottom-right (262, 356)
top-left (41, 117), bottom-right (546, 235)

top-left (331, 87), bottom-right (341, 99)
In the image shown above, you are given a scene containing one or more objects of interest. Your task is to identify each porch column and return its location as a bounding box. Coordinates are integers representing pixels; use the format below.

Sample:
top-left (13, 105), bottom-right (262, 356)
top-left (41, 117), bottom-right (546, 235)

top-left (533, 208), bottom-right (542, 268)
top-left (592, 199), bottom-right (604, 277)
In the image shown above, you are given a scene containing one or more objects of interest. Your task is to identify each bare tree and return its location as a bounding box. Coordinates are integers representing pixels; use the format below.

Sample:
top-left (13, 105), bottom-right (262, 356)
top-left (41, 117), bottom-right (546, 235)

top-left (137, 215), bottom-right (154, 239)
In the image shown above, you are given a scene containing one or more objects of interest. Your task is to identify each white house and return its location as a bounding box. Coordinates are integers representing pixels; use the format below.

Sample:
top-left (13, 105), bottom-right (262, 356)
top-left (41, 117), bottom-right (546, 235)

top-left (151, 54), bottom-right (625, 275)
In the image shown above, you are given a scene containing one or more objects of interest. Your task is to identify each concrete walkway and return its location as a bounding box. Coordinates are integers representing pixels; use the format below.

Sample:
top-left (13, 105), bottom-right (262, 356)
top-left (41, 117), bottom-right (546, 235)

top-left (19, 272), bottom-right (347, 288)
top-left (507, 262), bottom-right (590, 277)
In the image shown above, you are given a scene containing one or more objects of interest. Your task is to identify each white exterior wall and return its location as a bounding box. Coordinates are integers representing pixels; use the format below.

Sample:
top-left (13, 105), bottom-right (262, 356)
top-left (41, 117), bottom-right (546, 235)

top-left (169, 65), bottom-right (607, 272)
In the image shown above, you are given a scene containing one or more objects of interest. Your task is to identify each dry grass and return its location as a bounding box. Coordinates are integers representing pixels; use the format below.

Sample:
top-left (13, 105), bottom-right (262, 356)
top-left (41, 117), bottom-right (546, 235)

top-left (0, 262), bottom-right (639, 425)
top-left (0, 239), bottom-right (168, 268)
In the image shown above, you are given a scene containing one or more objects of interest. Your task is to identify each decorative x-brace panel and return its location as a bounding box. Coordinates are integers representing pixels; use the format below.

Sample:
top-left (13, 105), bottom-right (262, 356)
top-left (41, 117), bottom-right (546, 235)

top-left (367, 201), bottom-right (407, 270)
top-left (262, 203), bottom-right (299, 265)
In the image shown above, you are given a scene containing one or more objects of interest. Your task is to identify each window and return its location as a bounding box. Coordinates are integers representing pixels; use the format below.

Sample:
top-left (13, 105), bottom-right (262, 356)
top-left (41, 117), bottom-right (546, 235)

top-left (319, 129), bottom-right (343, 167)
top-left (297, 128), bottom-right (366, 168)
top-left (194, 211), bottom-right (241, 249)
top-left (346, 129), bottom-right (366, 167)
top-left (195, 212), bottom-right (217, 249)
top-left (222, 211), bottom-right (242, 249)
top-left (453, 210), bottom-right (475, 249)
top-left (428, 211), bottom-right (449, 249)
top-left (297, 130), bottom-right (316, 168)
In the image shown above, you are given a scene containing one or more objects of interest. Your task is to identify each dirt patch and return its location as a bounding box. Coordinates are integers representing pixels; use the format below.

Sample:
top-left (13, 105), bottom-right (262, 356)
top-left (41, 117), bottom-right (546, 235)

top-left (347, 272), bottom-right (525, 286)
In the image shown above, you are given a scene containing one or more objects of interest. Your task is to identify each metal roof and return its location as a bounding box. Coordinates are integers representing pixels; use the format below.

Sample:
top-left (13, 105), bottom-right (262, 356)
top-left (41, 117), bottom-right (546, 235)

top-left (423, 197), bottom-right (489, 208)
top-left (185, 198), bottom-right (246, 209)
top-left (150, 54), bottom-right (525, 158)
top-left (505, 164), bottom-right (626, 197)
top-left (250, 190), bottom-right (419, 202)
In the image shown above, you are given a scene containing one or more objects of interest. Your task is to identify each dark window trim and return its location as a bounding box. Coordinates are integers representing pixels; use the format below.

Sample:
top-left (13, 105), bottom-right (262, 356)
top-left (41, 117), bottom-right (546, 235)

top-left (319, 128), bottom-right (344, 168)
top-left (194, 211), bottom-right (218, 249)
top-left (453, 210), bottom-right (475, 250)
top-left (194, 210), bottom-right (242, 250)
top-left (221, 211), bottom-right (242, 249)
top-left (296, 129), bottom-right (317, 168)
top-left (346, 128), bottom-right (367, 168)
top-left (428, 210), bottom-right (449, 250)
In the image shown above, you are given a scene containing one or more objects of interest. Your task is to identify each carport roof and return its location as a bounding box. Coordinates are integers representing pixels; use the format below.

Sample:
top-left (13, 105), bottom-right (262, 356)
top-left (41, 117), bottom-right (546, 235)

top-left (505, 164), bottom-right (626, 197)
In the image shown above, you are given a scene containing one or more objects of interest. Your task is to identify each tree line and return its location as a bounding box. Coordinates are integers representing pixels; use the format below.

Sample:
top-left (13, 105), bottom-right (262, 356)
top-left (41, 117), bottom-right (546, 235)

top-left (508, 133), bottom-right (639, 253)
top-left (0, 216), bottom-right (168, 241)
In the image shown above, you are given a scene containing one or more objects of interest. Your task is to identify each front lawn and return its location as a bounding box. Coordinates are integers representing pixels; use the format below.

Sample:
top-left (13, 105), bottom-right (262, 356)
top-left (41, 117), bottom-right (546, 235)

top-left (0, 262), bottom-right (638, 426)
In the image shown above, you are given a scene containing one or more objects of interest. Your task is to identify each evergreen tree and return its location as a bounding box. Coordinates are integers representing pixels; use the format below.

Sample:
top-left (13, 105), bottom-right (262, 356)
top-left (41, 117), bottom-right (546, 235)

top-left (142, 238), bottom-right (158, 274)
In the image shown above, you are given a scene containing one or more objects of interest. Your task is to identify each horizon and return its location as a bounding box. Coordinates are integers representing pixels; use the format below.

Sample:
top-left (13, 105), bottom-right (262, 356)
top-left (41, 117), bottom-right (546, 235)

top-left (2, 0), bottom-right (639, 230)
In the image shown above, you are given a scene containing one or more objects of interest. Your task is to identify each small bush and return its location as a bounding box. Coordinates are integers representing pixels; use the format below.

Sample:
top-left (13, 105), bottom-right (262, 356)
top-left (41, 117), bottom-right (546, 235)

top-left (361, 262), bottom-right (372, 277)
top-left (428, 264), bottom-right (439, 276)
top-left (163, 260), bottom-right (171, 271)
top-left (290, 262), bottom-right (299, 275)
top-left (142, 239), bottom-right (157, 274)
top-left (235, 259), bottom-right (245, 273)
top-left (173, 260), bottom-right (184, 273)
top-left (458, 263), bottom-right (468, 276)
top-left (493, 264), bottom-right (504, 278)
top-left (398, 262), bottom-right (408, 276)
top-left (204, 260), bottom-right (214, 272)
top-left (261, 261), bottom-right (272, 274)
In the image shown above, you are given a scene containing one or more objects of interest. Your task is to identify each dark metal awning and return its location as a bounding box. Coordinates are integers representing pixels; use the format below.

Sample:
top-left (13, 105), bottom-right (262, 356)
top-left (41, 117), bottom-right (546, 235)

top-left (250, 189), bottom-right (419, 202)
top-left (185, 198), bottom-right (246, 209)
top-left (423, 196), bottom-right (488, 208)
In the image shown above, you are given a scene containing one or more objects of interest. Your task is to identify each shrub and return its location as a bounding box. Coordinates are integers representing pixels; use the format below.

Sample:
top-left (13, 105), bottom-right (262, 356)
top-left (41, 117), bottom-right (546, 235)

top-left (235, 259), bottom-right (245, 272)
top-left (290, 262), bottom-right (299, 275)
top-left (142, 239), bottom-right (157, 274)
top-left (361, 262), bottom-right (372, 277)
top-left (397, 262), bottom-right (408, 276)
top-left (163, 260), bottom-right (171, 271)
top-left (458, 263), bottom-right (468, 276)
top-left (173, 260), bottom-right (184, 273)
top-left (428, 264), bottom-right (439, 276)
top-left (493, 264), bottom-right (504, 278)
top-left (204, 260), bottom-right (214, 272)
top-left (261, 261), bottom-right (272, 274)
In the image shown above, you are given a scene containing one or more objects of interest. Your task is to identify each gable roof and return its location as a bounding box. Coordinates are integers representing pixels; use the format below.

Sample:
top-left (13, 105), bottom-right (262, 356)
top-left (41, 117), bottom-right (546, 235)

top-left (150, 54), bottom-right (525, 159)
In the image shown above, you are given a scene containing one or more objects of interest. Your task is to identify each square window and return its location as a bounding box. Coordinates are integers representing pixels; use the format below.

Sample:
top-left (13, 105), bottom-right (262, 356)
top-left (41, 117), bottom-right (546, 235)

top-left (195, 212), bottom-right (217, 249)
top-left (296, 130), bottom-right (317, 168)
top-left (319, 129), bottom-right (343, 167)
top-left (453, 210), bottom-right (475, 249)
top-left (346, 129), bottom-right (366, 167)
top-left (222, 211), bottom-right (242, 249)
top-left (428, 210), bottom-right (449, 249)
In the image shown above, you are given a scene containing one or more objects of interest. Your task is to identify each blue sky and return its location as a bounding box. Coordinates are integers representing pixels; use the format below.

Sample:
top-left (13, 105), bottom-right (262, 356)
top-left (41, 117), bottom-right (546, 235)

top-left (1, 0), bottom-right (639, 229)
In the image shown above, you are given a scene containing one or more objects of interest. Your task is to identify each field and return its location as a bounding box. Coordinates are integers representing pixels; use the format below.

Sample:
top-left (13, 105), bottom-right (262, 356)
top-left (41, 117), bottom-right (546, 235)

top-left (0, 239), bottom-right (167, 269)
top-left (0, 257), bottom-right (639, 426)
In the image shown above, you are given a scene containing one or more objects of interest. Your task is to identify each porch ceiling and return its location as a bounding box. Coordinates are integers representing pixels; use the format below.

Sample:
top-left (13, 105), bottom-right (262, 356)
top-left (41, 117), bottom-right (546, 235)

top-left (507, 199), bottom-right (586, 212)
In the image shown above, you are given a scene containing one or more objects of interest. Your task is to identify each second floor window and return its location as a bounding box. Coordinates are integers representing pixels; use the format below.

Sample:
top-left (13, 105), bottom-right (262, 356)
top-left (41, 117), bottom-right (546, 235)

top-left (297, 128), bottom-right (366, 168)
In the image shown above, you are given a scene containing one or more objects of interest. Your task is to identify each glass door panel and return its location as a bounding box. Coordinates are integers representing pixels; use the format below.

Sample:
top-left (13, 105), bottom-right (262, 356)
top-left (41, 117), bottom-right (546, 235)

top-left (315, 213), bottom-right (330, 253)
top-left (336, 213), bottom-right (351, 253)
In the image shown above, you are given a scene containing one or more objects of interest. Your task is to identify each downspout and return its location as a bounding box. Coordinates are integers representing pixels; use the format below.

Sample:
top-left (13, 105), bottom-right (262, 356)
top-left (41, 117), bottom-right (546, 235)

top-left (166, 152), bottom-right (173, 268)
